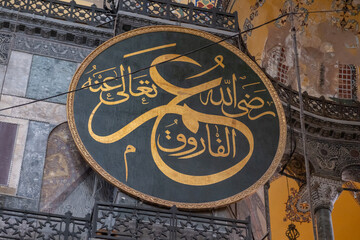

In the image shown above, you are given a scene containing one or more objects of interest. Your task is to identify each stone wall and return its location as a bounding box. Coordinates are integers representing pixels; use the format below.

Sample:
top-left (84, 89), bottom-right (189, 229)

top-left (0, 32), bottom-right (91, 212)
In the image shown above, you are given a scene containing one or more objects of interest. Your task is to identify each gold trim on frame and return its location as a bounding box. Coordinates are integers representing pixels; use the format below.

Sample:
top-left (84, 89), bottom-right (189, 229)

top-left (67, 25), bottom-right (287, 210)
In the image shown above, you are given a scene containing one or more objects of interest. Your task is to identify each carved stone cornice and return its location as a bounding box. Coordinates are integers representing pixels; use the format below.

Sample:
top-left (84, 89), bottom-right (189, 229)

top-left (272, 77), bottom-right (360, 142)
top-left (289, 108), bottom-right (360, 142)
top-left (13, 34), bottom-right (92, 63)
top-left (280, 134), bottom-right (360, 181)
top-left (310, 175), bottom-right (342, 212)
top-left (303, 136), bottom-right (360, 178)
top-left (0, 32), bottom-right (11, 64)
top-left (0, 8), bottom-right (113, 48)
top-left (115, 11), bottom-right (239, 46)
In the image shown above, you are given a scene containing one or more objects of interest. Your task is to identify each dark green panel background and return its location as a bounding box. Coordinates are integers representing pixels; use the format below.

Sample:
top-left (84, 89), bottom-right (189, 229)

top-left (73, 30), bottom-right (280, 204)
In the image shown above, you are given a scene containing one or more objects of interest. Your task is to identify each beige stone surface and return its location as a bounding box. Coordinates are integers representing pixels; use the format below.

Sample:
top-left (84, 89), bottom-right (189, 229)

top-left (0, 94), bottom-right (67, 125)
top-left (0, 115), bottom-right (28, 194)
top-left (2, 51), bottom-right (32, 97)
top-left (0, 186), bottom-right (16, 195)
top-left (62, 0), bottom-right (102, 7)
top-left (0, 64), bottom-right (6, 94)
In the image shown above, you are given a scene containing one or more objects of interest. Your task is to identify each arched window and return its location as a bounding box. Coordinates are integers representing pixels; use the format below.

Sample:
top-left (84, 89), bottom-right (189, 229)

top-left (277, 47), bottom-right (289, 84)
top-left (266, 46), bottom-right (289, 84)
top-left (338, 64), bottom-right (357, 100)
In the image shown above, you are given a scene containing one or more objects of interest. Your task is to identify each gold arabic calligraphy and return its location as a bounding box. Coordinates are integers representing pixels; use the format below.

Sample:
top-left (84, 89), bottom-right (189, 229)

top-left (82, 44), bottom-right (276, 186)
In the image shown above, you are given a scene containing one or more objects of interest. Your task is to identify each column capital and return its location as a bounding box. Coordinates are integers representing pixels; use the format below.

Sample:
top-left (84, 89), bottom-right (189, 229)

top-left (310, 176), bottom-right (342, 212)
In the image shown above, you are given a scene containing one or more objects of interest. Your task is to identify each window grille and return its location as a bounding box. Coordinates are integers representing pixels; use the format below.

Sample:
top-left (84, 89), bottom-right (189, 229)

top-left (277, 47), bottom-right (289, 84)
top-left (338, 64), bottom-right (357, 100)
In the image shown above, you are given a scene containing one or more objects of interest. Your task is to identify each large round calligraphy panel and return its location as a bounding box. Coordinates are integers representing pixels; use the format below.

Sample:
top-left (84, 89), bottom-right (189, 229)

top-left (67, 26), bottom-right (286, 209)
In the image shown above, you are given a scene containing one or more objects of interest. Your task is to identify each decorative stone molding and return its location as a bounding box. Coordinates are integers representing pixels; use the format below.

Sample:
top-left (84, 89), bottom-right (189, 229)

top-left (310, 175), bottom-right (342, 212)
top-left (293, 176), bottom-right (343, 217)
top-left (289, 108), bottom-right (360, 142)
top-left (283, 135), bottom-right (360, 180)
top-left (13, 34), bottom-right (92, 63)
top-left (283, 153), bottom-right (307, 182)
top-left (342, 166), bottom-right (360, 183)
top-left (343, 181), bottom-right (360, 206)
top-left (0, 32), bottom-right (12, 65)
top-left (305, 137), bottom-right (360, 177)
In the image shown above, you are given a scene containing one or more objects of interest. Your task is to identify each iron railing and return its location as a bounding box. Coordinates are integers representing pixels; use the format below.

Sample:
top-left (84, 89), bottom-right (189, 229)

top-left (0, 0), bottom-right (114, 28)
top-left (92, 202), bottom-right (251, 240)
top-left (271, 79), bottom-right (360, 122)
top-left (0, 206), bottom-right (91, 239)
top-left (0, 202), bottom-right (252, 239)
top-left (117, 0), bottom-right (239, 31)
top-left (0, 0), bottom-right (239, 32)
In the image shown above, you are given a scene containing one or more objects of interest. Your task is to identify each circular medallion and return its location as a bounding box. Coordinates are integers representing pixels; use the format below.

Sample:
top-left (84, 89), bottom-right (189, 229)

top-left (67, 26), bottom-right (286, 209)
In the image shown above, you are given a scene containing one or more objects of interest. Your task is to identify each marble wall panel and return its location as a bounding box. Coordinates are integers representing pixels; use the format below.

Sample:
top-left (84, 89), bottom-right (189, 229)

top-left (53, 172), bottom-right (111, 218)
top-left (0, 95), bottom-right (66, 125)
top-left (2, 51), bottom-right (32, 97)
top-left (26, 55), bottom-right (78, 104)
top-left (38, 122), bottom-right (115, 217)
top-left (16, 121), bottom-right (54, 210)
top-left (54, 173), bottom-right (95, 218)
top-left (236, 187), bottom-right (267, 240)
top-left (40, 123), bottom-right (90, 213)
top-left (0, 194), bottom-right (37, 210)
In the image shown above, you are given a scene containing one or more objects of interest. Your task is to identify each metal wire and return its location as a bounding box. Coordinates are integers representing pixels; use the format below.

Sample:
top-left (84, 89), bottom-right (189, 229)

top-left (289, 2), bottom-right (318, 239)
